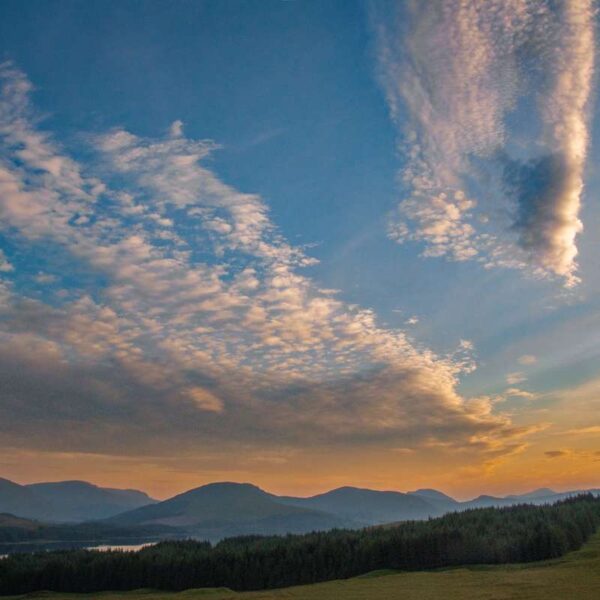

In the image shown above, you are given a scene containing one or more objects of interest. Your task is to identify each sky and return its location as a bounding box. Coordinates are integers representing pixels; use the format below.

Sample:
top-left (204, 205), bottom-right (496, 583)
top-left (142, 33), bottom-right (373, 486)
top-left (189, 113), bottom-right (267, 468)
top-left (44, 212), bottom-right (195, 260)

top-left (0, 0), bottom-right (599, 501)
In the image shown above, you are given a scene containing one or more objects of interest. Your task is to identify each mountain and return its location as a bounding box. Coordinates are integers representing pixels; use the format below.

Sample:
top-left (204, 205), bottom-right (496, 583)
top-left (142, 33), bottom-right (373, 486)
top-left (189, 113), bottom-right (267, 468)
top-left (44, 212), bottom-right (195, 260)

top-left (27, 480), bottom-right (156, 522)
top-left (109, 482), bottom-right (352, 539)
top-left (463, 488), bottom-right (600, 510)
top-left (409, 488), bottom-right (456, 502)
top-left (407, 488), bottom-right (459, 513)
top-left (279, 486), bottom-right (442, 524)
top-left (0, 478), bottom-right (53, 520)
top-left (0, 478), bottom-right (155, 522)
top-left (507, 488), bottom-right (556, 500)
top-left (461, 494), bottom-right (517, 510)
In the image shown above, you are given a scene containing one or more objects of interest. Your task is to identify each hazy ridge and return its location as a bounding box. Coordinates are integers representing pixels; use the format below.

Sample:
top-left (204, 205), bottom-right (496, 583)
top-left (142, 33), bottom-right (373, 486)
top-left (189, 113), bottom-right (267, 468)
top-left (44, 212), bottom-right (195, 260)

top-left (1, 478), bottom-right (598, 544)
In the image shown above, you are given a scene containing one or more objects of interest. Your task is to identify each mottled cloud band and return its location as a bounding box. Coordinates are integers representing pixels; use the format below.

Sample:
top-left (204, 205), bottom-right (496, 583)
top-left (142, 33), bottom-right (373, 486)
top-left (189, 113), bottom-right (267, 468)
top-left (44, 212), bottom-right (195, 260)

top-left (0, 64), bottom-right (531, 463)
top-left (373, 0), bottom-right (595, 286)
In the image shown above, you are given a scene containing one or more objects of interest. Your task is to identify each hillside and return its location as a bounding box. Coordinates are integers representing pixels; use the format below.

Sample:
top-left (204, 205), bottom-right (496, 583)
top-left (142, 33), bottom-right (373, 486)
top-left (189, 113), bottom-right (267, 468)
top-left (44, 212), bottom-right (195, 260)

top-left (0, 478), bottom-right (155, 523)
top-left (0, 512), bottom-right (177, 545)
top-left (109, 482), bottom-right (351, 537)
top-left (279, 486), bottom-right (440, 524)
top-left (27, 481), bottom-right (156, 521)
top-left (0, 513), bottom-right (43, 532)
top-left (0, 478), bottom-right (53, 521)
top-left (407, 488), bottom-right (459, 513)
top-left (462, 488), bottom-right (600, 511)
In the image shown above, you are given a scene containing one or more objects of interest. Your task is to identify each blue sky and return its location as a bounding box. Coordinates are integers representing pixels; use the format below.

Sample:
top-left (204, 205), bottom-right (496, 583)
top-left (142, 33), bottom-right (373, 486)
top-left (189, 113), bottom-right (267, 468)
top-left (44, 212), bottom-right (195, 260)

top-left (0, 0), bottom-right (598, 498)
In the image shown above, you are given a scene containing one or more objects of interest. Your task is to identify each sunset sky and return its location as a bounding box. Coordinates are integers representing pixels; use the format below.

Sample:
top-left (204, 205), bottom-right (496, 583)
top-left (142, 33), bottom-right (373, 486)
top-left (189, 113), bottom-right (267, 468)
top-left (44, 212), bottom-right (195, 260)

top-left (0, 0), bottom-right (599, 501)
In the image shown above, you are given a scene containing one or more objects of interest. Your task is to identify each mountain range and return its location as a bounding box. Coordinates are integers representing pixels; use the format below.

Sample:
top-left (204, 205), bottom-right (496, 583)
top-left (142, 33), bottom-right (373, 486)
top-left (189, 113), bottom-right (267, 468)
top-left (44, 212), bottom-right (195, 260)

top-left (1, 477), bottom-right (598, 542)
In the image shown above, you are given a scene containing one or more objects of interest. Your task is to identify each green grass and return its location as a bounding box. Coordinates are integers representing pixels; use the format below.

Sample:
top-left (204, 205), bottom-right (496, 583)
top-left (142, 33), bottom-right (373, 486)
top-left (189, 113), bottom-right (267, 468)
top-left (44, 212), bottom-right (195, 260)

top-left (6, 530), bottom-right (600, 600)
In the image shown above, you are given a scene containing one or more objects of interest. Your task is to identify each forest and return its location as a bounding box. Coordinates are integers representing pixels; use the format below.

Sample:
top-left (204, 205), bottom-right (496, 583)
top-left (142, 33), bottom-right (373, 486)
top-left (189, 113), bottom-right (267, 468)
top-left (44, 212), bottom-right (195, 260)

top-left (0, 495), bottom-right (598, 595)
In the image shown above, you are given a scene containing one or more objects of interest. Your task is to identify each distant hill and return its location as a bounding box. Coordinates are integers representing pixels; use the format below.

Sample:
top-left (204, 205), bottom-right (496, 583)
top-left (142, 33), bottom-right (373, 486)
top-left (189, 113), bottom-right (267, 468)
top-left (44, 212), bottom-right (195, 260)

top-left (462, 488), bottom-right (600, 510)
top-left (279, 485), bottom-right (600, 527)
top-left (0, 478), bottom-right (54, 520)
top-left (461, 494), bottom-right (516, 510)
top-left (27, 480), bottom-right (156, 521)
top-left (2, 476), bottom-right (599, 541)
top-left (506, 487), bottom-right (556, 500)
top-left (279, 486), bottom-right (441, 524)
top-left (0, 513), bottom-right (43, 531)
top-left (109, 482), bottom-right (352, 538)
top-left (0, 478), bottom-right (156, 523)
top-left (407, 488), bottom-right (460, 513)
top-left (0, 511), bottom-right (177, 545)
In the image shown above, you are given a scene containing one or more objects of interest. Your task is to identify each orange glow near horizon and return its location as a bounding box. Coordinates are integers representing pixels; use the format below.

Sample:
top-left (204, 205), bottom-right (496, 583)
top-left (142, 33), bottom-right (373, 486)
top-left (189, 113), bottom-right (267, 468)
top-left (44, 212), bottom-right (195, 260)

top-left (4, 434), bottom-right (598, 502)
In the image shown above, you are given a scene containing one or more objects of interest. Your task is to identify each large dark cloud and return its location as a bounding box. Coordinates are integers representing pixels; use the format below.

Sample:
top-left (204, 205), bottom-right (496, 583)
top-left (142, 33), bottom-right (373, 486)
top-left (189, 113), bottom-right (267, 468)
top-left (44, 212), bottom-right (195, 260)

top-left (504, 152), bottom-right (582, 279)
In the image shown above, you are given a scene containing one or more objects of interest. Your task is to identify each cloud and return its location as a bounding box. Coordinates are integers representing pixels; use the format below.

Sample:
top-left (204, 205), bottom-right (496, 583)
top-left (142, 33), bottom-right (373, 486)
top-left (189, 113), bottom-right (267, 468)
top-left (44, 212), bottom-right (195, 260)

top-left (33, 272), bottom-right (57, 284)
top-left (506, 372), bottom-right (526, 385)
top-left (543, 448), bottom-right (598, 461)
top-left (0, 249), bottom-right (13, 272)
top-left (565, 426), bottom-right (600, 435)
top-left (182, 387), bottom-right (224, 413)
top-left (518, 354), bottom-right (537, 365)
top-left (388, 191), bottom-right (479, 261)
top-left (372, 0), bottom-right (595, 286)
top-left (544, 449), bottom-right (570, 458)
top-left (0, 65), bottom-right (534, 461)
top-left (504, 388), bottom-right (536, 400)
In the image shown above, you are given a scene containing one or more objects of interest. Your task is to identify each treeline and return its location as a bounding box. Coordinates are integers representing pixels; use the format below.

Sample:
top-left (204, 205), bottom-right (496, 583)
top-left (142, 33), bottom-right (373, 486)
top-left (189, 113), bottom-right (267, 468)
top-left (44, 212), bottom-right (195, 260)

top-left (0, 495), bottom-right (598, 595)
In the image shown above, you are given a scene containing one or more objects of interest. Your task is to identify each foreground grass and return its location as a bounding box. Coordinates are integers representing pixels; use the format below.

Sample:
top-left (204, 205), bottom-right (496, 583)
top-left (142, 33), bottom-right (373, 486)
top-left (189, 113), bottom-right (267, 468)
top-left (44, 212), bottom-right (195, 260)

top-left (6, 530), bottom-right (600, 600)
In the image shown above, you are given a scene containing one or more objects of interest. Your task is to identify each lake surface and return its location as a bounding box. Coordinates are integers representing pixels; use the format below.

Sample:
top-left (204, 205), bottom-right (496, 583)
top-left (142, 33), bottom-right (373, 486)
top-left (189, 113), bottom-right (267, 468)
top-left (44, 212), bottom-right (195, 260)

top-left (85, 542), bottom-right (156, 552)
top-left (0, 539), bottom-right (158, 557)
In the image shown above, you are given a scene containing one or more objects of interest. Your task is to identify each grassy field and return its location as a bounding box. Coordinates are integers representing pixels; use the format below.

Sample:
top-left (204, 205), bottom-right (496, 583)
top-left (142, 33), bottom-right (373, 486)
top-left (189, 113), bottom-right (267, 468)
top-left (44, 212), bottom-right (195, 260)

top-left (5, 530), bottom-right (600, 600)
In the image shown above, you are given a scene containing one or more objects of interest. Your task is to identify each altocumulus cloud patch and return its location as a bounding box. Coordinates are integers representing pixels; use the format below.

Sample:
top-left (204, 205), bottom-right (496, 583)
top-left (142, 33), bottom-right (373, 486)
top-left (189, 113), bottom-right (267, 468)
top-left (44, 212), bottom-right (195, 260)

top-left (0, 63), bottom-right (533, 458)
top-left (372, 0), bottom-right (595, 287)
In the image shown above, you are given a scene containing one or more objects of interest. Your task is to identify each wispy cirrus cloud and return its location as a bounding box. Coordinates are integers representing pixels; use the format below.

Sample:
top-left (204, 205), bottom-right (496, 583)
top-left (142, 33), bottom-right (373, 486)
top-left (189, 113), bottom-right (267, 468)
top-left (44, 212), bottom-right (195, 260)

top-left (372, 0), bottom-right (595, 286)
top-left (0, 64), bottom-right (534, 460)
